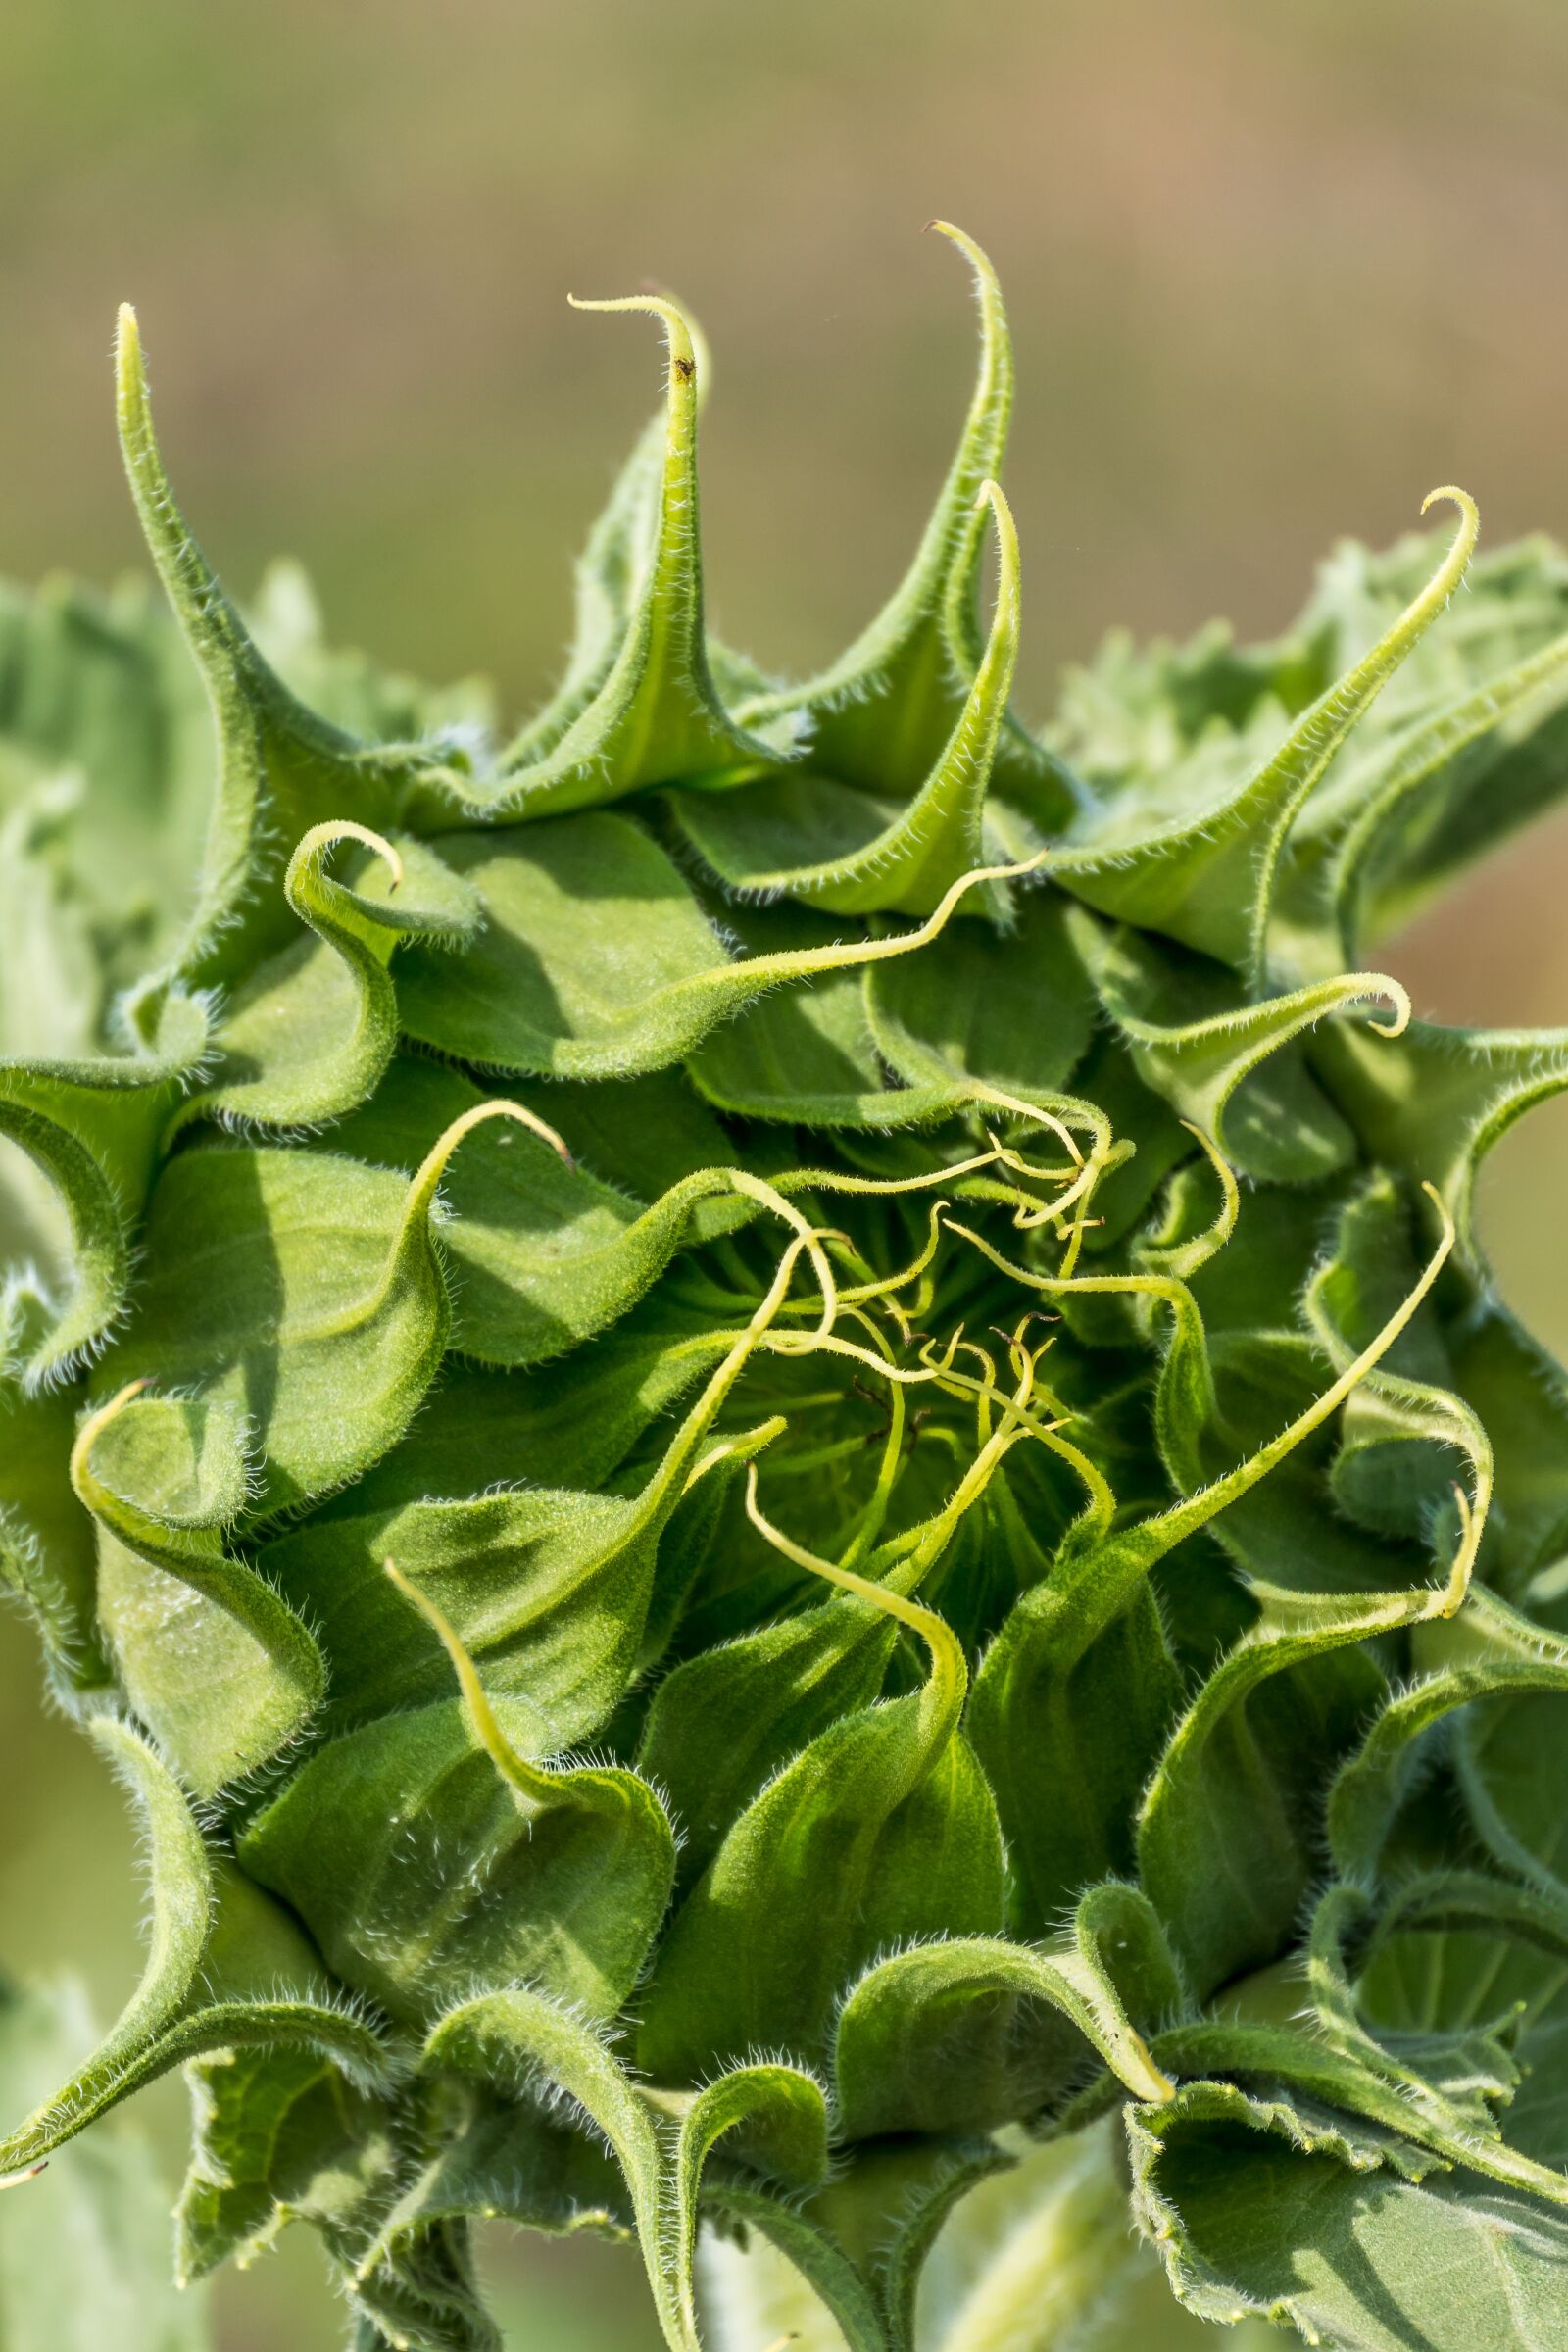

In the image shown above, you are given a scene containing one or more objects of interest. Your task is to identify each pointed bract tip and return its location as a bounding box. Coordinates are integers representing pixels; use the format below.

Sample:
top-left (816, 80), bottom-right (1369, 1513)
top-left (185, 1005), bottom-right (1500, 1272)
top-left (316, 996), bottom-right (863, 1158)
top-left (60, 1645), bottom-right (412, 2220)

top-left (0, 2162), bottom-right (47, 2192)
top-left (115, 303), bottom-right (143, 377)
top-left (1365, 977), bottom-right (1412, 1039)
top-left (89, 1375), bottom-right (151, 1424)
top-left (1419, 1178), bottom-right (1458, 1252)
top-left (923, 220), bottom-right (997, 276)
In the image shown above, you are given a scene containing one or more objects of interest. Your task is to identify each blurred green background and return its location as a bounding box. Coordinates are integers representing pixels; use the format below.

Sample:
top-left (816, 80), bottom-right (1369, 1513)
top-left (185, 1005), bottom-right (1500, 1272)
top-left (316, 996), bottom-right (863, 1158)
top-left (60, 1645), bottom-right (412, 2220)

top-left (4, 1), bottom-right (1568, 2344)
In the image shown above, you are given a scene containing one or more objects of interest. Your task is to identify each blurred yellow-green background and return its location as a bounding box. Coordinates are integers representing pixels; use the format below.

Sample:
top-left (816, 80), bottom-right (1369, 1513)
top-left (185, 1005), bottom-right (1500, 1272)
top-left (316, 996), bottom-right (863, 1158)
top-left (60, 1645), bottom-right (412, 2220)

top-left (4, 2), bottom-right (1568, 2344)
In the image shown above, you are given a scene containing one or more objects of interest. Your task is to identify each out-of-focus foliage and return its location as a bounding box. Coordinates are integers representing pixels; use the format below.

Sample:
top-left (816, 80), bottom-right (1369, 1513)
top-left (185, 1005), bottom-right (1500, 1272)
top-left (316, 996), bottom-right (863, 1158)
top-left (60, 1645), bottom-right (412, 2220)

top-left (0, 1976), bottom-right (210, 2350)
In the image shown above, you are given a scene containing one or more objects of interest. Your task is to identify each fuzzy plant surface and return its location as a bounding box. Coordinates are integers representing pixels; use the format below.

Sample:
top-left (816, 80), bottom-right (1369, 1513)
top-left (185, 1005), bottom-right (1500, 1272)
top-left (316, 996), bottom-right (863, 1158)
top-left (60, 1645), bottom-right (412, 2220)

top-left (3, 225), bottom-right (1568, 2352)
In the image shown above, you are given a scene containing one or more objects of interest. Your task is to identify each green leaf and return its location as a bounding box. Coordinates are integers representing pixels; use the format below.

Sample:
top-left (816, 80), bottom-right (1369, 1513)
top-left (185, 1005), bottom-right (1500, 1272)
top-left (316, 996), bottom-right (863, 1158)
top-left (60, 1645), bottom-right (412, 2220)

top-left (423, 295), bottom-right (772, 825)
top-left (423, 1988), bottom-right (690, 2349)
top-left (1455, 1674), bottom-right (1568, 1901)
top-left (1327, 1658), bottom-right (1568, 1886)
top-left (261, 2100), bottom-right (500, 2352)
top-left (1308, 1868), bottom-right (1565, 2164)
top-left (967, 1178), bottom-right (1456, 1931)
top-left (0, 770), bottom-right (102, 1059)
top-left (0, 1326), bottom-right (105, 1690)
top-left (686, 896), bottom-right (967, 1130)
top-left (1319, 1009), bottom-right (1568, 1270)
top-left (1276, 624), bottom-right (1568, 973)
top-left (396, 808), bottom-right (1036, 1080)
top-left (665, 2061), bottom-right (834, 2349)
top-left (0, 570), bottom-right (212, 986)
top-left (794, 2136), bottom-right (1018, 2352)
top-left (831, 1909), bottom-right (1173, 2142)
top-left (730, 223), bottom-right (1071, 832)
top-left (0, 988), bottom-right (212, 1385)
top-left (1302, 1171), bottom-right (1483, 1521)
top-left (0, 1975), bottom-right (211, 2351)
top-left (1065, 898), bottom-right (1409, 1182)
top-left (499, 402), bottom-right (668, 772)
top-left (1136, 1585), bottom-right (1453, 2001)
top-left (670, 482), bottom-right (1023, 915)
top-left (193, 821), bottom-right (481, 1132)
top-left (176, 2042), bottom-right (402, 2285)
top-left (115, 309), bottom-right (450, 985)
top-left (863, 881), bottom-right (1097, 1109)
top-left (287, 1287), bottom-right (729, 1523)
top-left (637, 1476), bottom-right (1004, 2080)
top-left (0, 1721), bottom-right (385, 2173)
top-left (1446, 1303), bottom-right (1568, 1591)
top-left (1352, 1876), bottom-right (1568, 2173)
top-left (347, 2081), bottom-right (629, 2287)
top-left (237, 1562), bottom-right (675, 2026)
top-left (301, 1052), bottom-right (755, 1364)
top-left (700, 2177), bottom-right (892, 2352)
top-left (1048, 489), bottom-right (1478, 980)
top-left (1129, 2079), bottom-right (1568, 2349)
top-left (72, 1381), bottom-right (325, 1790)
top-left (97, 1101), bottom-right (563, 1512)
top-left (635, 1579), bottom-right (899, 1892)
top-left (1152, 2013), bottom-right (1568, 2203)
top-left (251, 1271), bottom-right (799, 1747)
top-left (969, 1560), bottom-right (1180, 1938)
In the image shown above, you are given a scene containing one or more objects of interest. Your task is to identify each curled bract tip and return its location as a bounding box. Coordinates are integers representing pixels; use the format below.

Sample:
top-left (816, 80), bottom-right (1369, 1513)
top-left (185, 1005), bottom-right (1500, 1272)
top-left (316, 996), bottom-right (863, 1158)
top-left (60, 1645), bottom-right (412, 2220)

top-left (419, 1097), bottom-right (573, 1186)
top-left (1365, 978), bottom-right (1412, 1038)
top-left (1421, 483), bottom-right (1477, 522)
top-left (1416, 487), bottom-right (1481, 588)
top-left (567, 290), bottom-right (697, 375)
top-left (968, 477), bottom-right (1020, 545)
top-left (293, 819), bottom-right (405, 892)
top-left (70, 1376), bottom-right (152, 1488)
top-left (398, 1097), bottom-right (575, 1250)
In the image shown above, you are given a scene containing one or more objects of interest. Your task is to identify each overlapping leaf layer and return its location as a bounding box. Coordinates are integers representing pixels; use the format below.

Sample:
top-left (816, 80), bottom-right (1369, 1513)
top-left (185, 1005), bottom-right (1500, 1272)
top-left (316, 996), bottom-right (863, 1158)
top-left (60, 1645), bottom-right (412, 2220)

top-left (5, 229), bottom-right (1568, 2351)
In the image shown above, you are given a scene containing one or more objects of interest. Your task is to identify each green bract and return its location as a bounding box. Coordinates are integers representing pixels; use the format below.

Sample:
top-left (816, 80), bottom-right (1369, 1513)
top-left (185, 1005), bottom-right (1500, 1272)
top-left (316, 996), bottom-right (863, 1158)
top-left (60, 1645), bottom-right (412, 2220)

top-left (4, 224), bottom-right (1568, 2352)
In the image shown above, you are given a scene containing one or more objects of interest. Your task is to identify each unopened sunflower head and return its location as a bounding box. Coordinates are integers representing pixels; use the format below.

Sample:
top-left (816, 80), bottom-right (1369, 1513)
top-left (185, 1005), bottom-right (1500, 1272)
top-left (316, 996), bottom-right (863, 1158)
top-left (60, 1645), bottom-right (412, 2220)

top-left (3, 224), bottom-right (1568, 2352)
